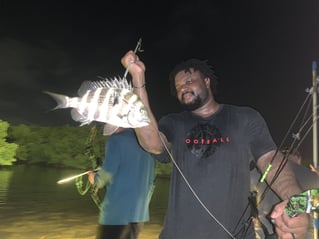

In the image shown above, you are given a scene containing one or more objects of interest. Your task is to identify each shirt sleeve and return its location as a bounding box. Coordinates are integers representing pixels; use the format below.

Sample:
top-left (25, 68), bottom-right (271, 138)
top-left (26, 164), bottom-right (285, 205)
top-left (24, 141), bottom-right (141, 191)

top-left (247, 108), bottom-right (277, 161)
top-left (145, 115), bottom-right (173, 163)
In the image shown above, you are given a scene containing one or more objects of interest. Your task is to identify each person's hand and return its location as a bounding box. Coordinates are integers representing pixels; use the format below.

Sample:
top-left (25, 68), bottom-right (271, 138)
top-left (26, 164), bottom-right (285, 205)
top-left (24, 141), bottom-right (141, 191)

top-left (309, 164), bottom-right (319, 176)
top-left (121, 50), bottom-right (145, 87)
top-left (87, 171), bottom-right (96, 184)
top-left (270, 200), bottom-right (309, 239)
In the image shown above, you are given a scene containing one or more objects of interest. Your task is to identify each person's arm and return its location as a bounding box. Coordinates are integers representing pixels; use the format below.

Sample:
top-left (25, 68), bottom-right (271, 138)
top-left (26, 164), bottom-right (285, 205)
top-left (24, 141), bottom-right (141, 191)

top-left (257, 150), bottom-right (309, 239)
top-left (121, 50), bottom-right (170, 154)
top-left (257, 150), bottom-right (301, 199)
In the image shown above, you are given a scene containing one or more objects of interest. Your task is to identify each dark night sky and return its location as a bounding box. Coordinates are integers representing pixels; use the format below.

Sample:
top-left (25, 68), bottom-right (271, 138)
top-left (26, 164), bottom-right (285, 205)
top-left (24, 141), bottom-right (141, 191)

top-left (1, 1), bottom-right (319, 160)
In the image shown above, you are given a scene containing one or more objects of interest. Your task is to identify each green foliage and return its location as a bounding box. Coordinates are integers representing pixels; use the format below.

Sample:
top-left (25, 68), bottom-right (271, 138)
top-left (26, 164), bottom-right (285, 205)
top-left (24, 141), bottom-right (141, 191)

top-left (5, 121), bottom-right (171, 176)
top-left (0, 120), bottom-right (18, 166)
top-left (7, 123), bottom-right (106, 169)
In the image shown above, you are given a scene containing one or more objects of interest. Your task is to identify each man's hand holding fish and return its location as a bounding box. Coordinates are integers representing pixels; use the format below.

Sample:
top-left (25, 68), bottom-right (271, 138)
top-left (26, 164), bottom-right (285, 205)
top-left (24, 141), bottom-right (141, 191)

top-left (121, 50), bottom-right (169, 155)
top-left (122, 50), bottom-right (146, 89)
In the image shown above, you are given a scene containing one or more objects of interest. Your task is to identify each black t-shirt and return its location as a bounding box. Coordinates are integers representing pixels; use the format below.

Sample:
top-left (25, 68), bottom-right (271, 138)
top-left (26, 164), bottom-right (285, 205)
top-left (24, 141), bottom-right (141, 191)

top-left (154, 104), bottom-right (277, 239)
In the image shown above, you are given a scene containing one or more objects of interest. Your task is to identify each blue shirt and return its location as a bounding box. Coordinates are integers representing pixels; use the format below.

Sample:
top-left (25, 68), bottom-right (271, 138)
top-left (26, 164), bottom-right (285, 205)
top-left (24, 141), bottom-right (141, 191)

top-left (94, 128), bottom-right (155, 225)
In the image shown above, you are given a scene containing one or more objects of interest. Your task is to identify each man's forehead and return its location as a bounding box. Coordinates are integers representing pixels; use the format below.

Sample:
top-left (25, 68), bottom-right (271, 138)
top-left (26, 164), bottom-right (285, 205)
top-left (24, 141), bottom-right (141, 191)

top-left (175, 69), bottom-right (198, 80)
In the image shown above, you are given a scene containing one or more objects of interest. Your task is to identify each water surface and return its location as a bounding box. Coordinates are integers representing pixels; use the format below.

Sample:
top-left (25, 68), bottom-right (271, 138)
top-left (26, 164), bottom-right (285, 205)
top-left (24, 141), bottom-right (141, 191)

top-left (0, 165), bottom-right (169, 239)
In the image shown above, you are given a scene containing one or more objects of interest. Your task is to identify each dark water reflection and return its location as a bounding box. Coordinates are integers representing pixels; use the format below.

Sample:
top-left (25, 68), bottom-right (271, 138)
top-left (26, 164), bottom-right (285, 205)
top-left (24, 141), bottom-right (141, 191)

top-left (0, 165), bottom-right (169, 239)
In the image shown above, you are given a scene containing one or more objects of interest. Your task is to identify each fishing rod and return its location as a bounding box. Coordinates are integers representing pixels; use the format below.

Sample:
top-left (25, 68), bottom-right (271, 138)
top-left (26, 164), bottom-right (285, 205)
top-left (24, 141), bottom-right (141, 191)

top-left (57, 169), bottom-right (99, 184)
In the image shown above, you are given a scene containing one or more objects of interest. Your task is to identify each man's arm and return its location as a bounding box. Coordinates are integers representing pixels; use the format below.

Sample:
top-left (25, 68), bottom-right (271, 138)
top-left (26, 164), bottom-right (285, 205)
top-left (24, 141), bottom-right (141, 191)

top-left (257, 150), bottom-right (301, 199)
top-left (257, 150), bottom-right (309, 239)
top-left (121, 50), bottom-right (169, 154)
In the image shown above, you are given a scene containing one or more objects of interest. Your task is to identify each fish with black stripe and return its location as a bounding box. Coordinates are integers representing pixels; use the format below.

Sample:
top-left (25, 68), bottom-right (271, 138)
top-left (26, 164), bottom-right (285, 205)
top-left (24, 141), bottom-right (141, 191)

top-left (43, 77), bottom-right (150, 135)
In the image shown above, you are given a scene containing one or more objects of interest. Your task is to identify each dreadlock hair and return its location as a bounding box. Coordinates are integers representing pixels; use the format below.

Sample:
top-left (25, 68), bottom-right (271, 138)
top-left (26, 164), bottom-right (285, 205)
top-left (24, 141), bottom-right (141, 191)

top-left (168, 58), bottom-right (218, 97)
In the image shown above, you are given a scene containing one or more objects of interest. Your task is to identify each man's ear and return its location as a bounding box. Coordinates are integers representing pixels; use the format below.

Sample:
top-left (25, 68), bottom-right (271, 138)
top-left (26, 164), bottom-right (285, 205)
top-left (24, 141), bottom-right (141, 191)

top-left (205, 77), bottom-right (210, 88)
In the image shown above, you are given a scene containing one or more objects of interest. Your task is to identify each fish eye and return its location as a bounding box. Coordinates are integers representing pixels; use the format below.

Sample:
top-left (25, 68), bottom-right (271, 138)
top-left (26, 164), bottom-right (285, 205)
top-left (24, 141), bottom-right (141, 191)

top-left (140, 108), bottom-right (145, 114)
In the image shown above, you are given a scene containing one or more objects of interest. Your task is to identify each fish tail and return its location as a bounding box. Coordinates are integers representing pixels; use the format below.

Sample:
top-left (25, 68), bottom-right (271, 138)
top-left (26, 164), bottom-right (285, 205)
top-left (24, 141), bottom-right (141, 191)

top-left (43, 91), bottom-right (71, 110)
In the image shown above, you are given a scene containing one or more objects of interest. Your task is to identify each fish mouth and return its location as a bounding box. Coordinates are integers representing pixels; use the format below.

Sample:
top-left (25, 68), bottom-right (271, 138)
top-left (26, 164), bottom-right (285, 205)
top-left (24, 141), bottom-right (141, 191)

top-left (140, 117), bottom-right (151, 126)
top-left (133, 119), bottom-right (150, 128)
top-left (127, 111), bottom-right (151, 127)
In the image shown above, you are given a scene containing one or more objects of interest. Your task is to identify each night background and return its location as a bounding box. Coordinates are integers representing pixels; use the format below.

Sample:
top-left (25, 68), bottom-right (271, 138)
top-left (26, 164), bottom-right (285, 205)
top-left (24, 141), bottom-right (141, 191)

top-left (1, 1), bottom-right (319, 162)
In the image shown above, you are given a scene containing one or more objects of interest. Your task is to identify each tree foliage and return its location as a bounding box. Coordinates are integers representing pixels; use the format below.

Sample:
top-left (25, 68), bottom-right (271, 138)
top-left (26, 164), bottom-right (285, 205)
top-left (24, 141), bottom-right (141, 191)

top-left (0, 120), bottom-right (18, 166)
top-left (7, 123), bottom-right (106, 169)
top-left (3, 121), bottom-right (172, 175)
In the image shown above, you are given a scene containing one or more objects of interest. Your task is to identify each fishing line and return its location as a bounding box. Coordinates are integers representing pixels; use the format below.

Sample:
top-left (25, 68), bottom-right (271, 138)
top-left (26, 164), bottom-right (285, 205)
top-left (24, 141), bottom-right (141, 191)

top-left (259, 93), bottom-right (317, 204)
top-left (237, 86), bottom-right (319, 238)
top-left (154, 101), bottom-right (314, 238)
top-left (262, 110), bottom-right (319, 200)
top-left (127, 39), bottom-right (237, 237)
top-left (224, 86), bottom-right (316, 236)
top-left (259, 92), bottom-right (312, 183)
top-left (157, 130), bottom-right (236, 239)
top-left (125, 43), bottom-right (317, 237)
top-left (129, 38), bottom-right (253, 238)
top-left (294, 117), bottom-right (317, 152)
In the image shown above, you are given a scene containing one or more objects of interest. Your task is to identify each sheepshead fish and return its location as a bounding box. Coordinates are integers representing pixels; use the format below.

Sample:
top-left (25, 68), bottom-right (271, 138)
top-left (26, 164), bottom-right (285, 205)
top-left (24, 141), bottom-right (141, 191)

top-left (43, 77), bottom-right (150, 135)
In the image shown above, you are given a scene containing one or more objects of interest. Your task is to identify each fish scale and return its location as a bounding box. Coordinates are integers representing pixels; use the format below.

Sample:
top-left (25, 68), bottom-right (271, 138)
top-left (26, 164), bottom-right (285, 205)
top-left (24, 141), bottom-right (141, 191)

top-left (87, 88), bottom-right (102, 121)
top-left (43, 77), bottom-right (150, 135)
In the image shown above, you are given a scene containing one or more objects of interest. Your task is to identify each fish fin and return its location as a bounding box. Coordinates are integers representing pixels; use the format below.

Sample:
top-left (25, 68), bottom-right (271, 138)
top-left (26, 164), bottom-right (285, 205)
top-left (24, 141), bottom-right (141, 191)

top-left (103, 123), bottom-right (119, 135)
top-left (96, 77), bottom-right (133, 91)
top-left (77, 81), bottom-right (93, 96)
top-left (77, 80), bottom-right (111, 96)
top-left (77, 77), bottom-right (133, 96)
top-left (71, 109), bottom-right (92, 125)
top-left (43, 91), bottom-right (69, 110)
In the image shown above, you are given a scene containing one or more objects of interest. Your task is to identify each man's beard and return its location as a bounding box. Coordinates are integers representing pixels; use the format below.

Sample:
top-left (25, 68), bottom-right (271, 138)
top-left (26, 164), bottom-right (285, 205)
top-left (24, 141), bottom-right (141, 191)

top-left (180, 95), bottom-right (202, 111)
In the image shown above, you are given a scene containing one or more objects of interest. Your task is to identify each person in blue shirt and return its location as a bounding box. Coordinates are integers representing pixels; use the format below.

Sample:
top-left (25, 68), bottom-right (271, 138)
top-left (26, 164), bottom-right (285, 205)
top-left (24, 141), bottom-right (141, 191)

top-left (88, 127), bottom-right (155, 239)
